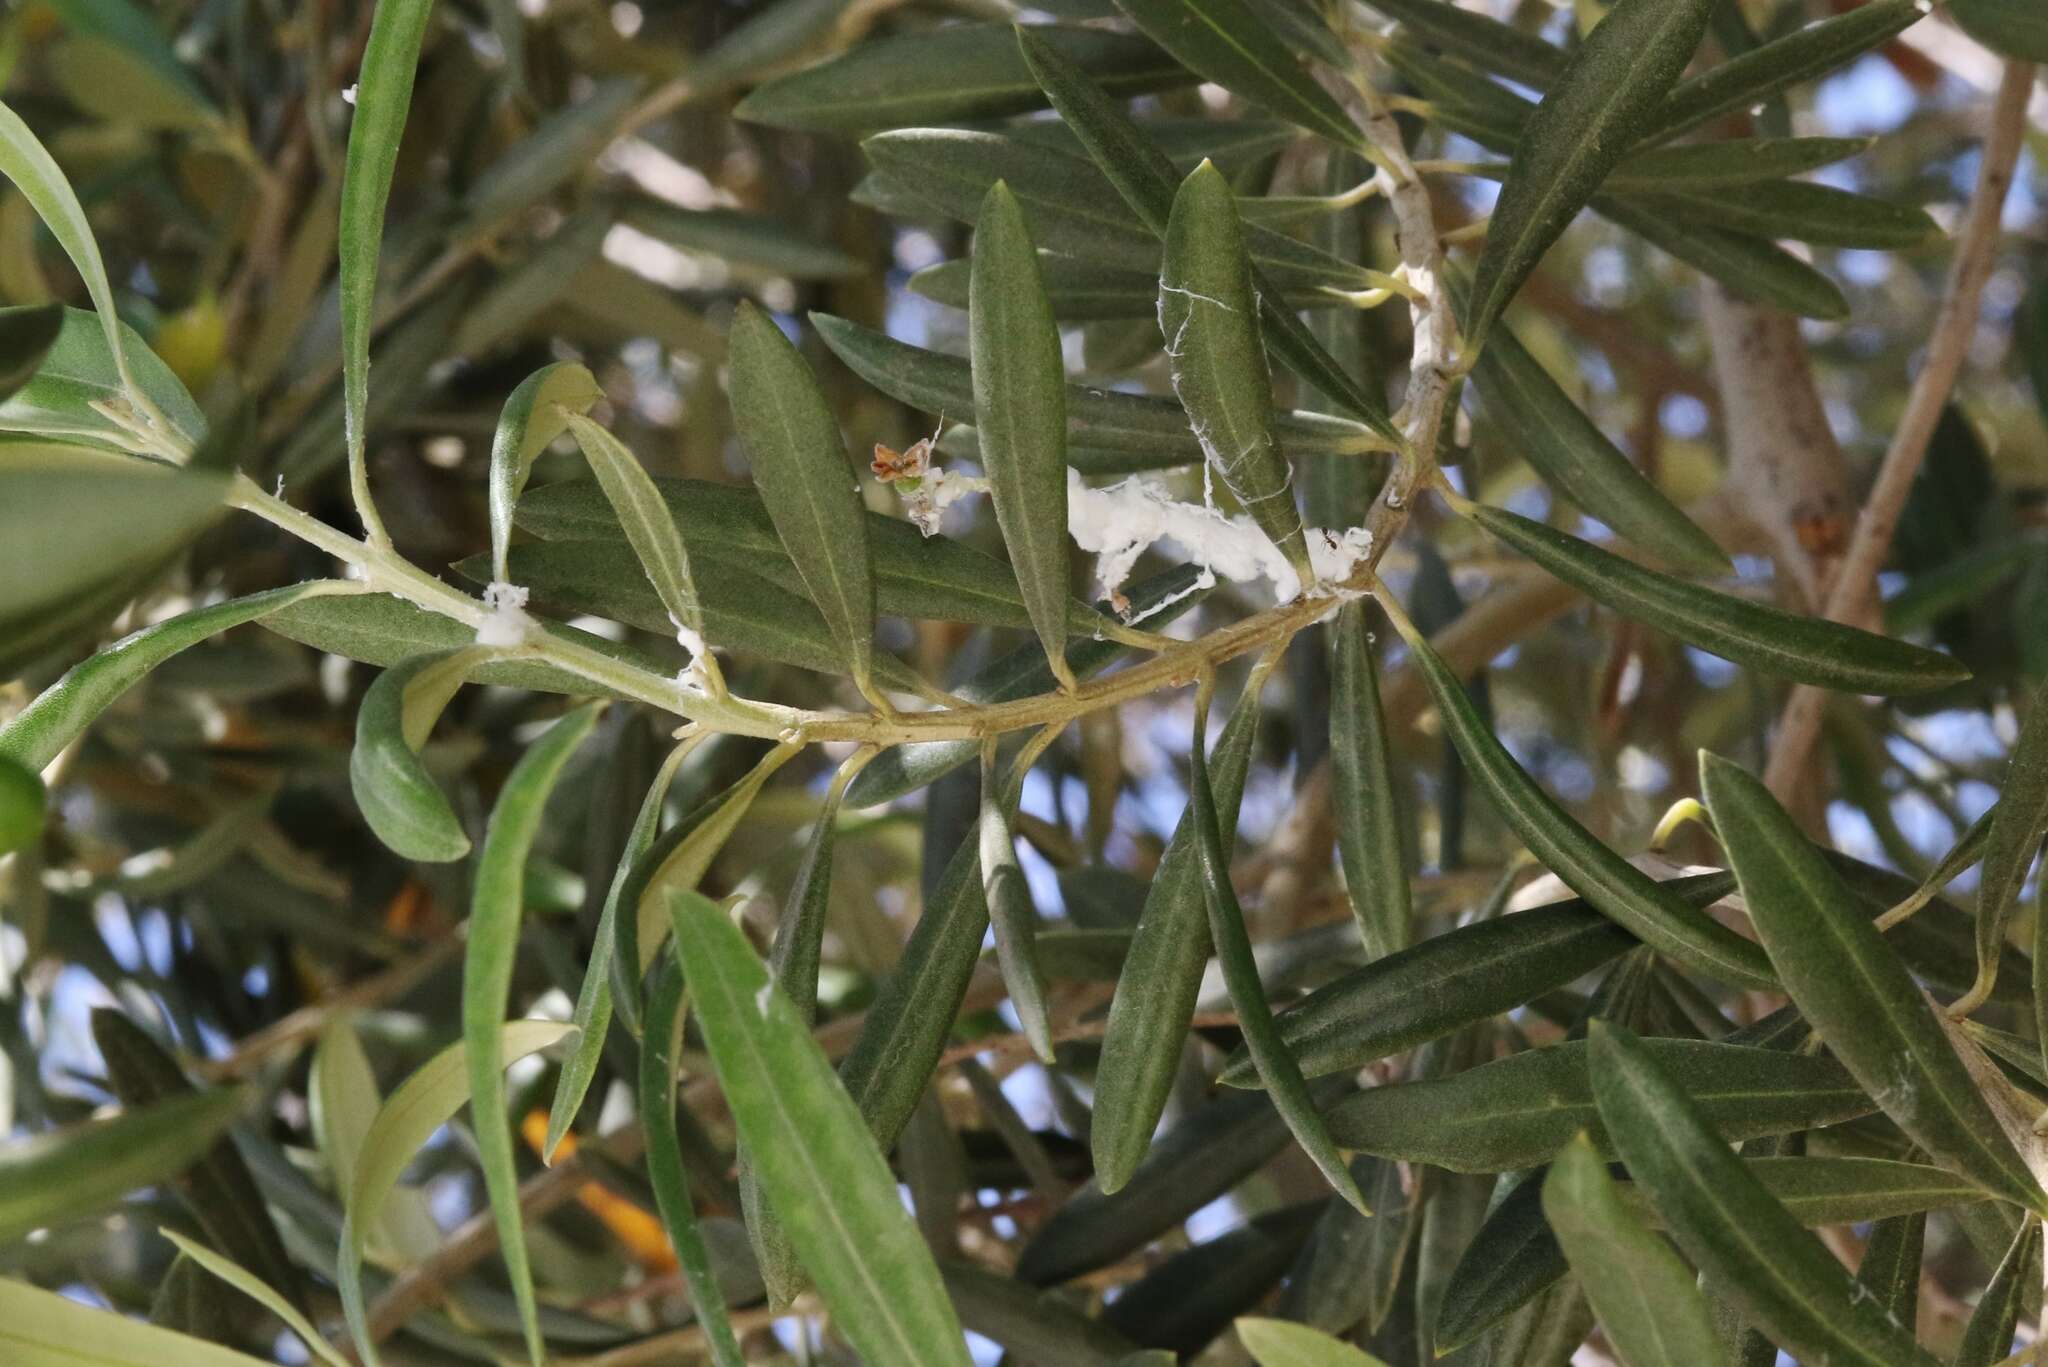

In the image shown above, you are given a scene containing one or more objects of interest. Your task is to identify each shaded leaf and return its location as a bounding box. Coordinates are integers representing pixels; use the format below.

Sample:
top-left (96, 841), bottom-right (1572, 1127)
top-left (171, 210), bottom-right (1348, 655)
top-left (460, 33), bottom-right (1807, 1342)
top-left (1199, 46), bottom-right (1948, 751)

top-left (1331, 603), bottom-right (1411, 958)
top-left (1593, 195), bottom-right (1849, 321)
top-left (0, 1089), bottom-right (246, 1244)
top-left (160, 1232), bottom-right (348, 1367)
top-left (0, 1277), bottom-right (273, 1366)
top-left (1953, 0), bottom-right (2048, 59)
top-left (1109, 0), bottom-right (1362, 148)
top-left (349, 648), bottom-right (487, 863)
top-left (1975, 677), bottom-right (2048, 1009)
top-left (981, 748), bottom-right (1057, 1063)
top-left (0, 754), bottom-right (45, 856)
top-left (1955, 1217), bottom-right (2039, 1367)
top-left (1624, 180), bottom-right (1939, 250)
top-left (0, 302), bottom-right (64, 402)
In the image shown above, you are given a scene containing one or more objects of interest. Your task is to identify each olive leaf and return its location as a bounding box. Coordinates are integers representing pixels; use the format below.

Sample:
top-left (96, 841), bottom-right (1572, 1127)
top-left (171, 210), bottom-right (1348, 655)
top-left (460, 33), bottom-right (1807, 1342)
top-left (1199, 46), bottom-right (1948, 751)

top-left (0, 1089), bottom-right (248, 1244)
top-left (1972, 676), bottom-right (2048, 1012)
top-left (487, 362), bottom-right (602, 584)
top-left (1953, 0), bottom-right (2048, 60)
top-left (1161, 162), bottom-right (1313, 592)
top-left (1331, 602), bottom-right (1411, 959)
top-left (349, 647), bottom-right (490, 864)
top-left (0, 754), bottom-right (42, 856)
top-left (970, 181), bottom-right (1076, 691)
top-left (727, 301), bottom-right (886, 699)
top-left (1109, 0), bottom-right (1363, 150)
top-left (562, 414), bottom-right (708, 644)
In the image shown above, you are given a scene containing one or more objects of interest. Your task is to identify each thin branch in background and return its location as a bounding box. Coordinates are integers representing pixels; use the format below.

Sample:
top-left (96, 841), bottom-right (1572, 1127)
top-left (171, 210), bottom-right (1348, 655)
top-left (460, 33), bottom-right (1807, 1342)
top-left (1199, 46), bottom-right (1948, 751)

top-left (1764, 60), bottom-right (2038, 800)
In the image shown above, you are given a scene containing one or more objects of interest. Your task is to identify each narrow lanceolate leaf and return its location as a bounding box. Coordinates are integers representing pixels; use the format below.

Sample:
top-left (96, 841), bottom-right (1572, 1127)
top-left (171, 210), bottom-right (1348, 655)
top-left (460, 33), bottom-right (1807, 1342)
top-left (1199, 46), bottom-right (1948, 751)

top-left (1452, 285), bottom-right (1727, 575)
top-left (1587, 1021), bottom-right (1942, 1367)
top-left (0, 302), bottom-right (63, 402)
top-left (1853, 1213), bottom-right (1926, 1335)
top-left (981, 749), bottom-right (1057, 1064)
top-left (1092, 680), bottom-right (1263, 1193)
top-left (349, 647), bottom-right (489, 863)
top-left (734, 22), bottom-right (1190, 133)
top-left (1331, 603), bottom-right (1410, 959)
top-left (1464, 0), bottom-right (1716, 346)
top-left (1388, 607), bottom-right (1777, 989)
top-left (1974, 677), bottom-right (2048, 1010)
top-left (462, 704), bottom-right (604, 1367)
top-left (0, 1277), bottom-right (275, 1366)
top-left (338, 0), bottom-right (433, 528)
top-left (1638, 0), bottom-right (1924, 145)
top-left (563, 415), bottom-right (706, 639)
top-left (1364, 0), bottom-right (1566, 89)
top-left (971, 182), bottom-right (1076, 690)
top-left (487, 362), bottom-right (601, 583)
top-left (638, 957), bottom-right (745, 1367)
top-left (667, 891), bottom-right (973, 1366)
top-left (1190, 697), bottom-right (1368, 1215)
top-left (0, 755), bottom-right (44, 856)
top-left (812, 314), bottom-right (1385, 469)
top-left (1699, 753), bottom-right (2048, 1214)
top-left (0, 1089), bottom-right (246, 1244)
top-left (1592, 196), bottom-right (1849, 322)
top-left (160, 1233), bottom-right (349, 1367)
top-left (1217, 878), bottom-right (1735, 1085)
top-left (1542, 1133), bottom-right (1721, 1367)
top-left (1162, 163), bottom-right (1313, 593)
top-left (90, 1012), bottom-right (303, 1316)
top-left (1467, 503), bottom-right (1967, 695)
top-left (1623, 181), bottom-right (1938, 251)
top-left (727, 301), bottom-right (878, 697)
top-left (0, 102), bottom-right (137, 405)
top-left (1015, 27), bottom-right (1397, 438)
top-left (338, 1022), bottom-right (575, 1367)
top-left (1323, 1037), bottom-right (1871, 1173)
top-left (1110, 0), bottom-right (1362, 150)
top-left (544, 737), bottom-right (697, 1159)
top-left (1236, 1317), bottom-right (1389, 1367)
top-left (1955, 1218), bottom-right (2039, 1367)
top-left (1605, 136), bottom-right (1874, 191)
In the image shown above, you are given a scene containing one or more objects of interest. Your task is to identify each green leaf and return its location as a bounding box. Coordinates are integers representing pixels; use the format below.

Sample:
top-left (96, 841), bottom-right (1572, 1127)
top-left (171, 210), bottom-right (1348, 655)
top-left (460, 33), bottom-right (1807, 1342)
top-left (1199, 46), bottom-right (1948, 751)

top-left (462, 80), bottom-right (638, 231)
top-left (487, 362), bottom-right (602, 584)
top-left (563, 414), bottom-right (707, 641)
top-left (1331, 603), bottom-right (1411, 959)
top-left (813, 313), bottom-right (1384, 471)
top-left (1640, 0), bottom-right (1927, 145)
top-left (1464, 502), bottom-right (1967, 694)
top-left (0, 1277), bottom-right (275, 1366)
top-left (1464, 0), bottom-right (1714, 345)
top-left (1237, 1317), bottom-right (1389, 1367)
top-left (1954, 0), bottom-right (2048, 58)
top-left (310, 1021), bottom-right (437, 1265)
top-left (736, 22), bottom-right (1189, 133)
top-left (1700, 752), bottom-right (2048, 1213)
top-left (1323, 1036), bottom-right (1873, 1172)
top-left (49, 34), bottom-right (219, 133)
top-left (0, 302), bottom-right (63, 402)
top-left (682, 0), bottom-right (850, 94)
top-left (1015, 27), bottom-right (1398, 438)
top-left (1190, 690), bottom-right (1368, 1214)
top-left (916, 254), bottom-right (1335, 322)
top-left (1621, 180), bottom-right (1939, 250)
top-left (971, 182), bottom-right (1076, 690)
top-left (512, 472), bottom-right (1116, 633)
top-left (543, 738), bottom-right (696, 1159)
top-left (727, 300), bottom-right (881, 698)
top-left (1109, 0), bottom-right (1362, 149)
top-left (1363, 0), bottom-right (1566, 89)
top-left (338, 1021), bottom-right (575, 1367)
top-left (0, 753), bottom-right (44, 856)
top-left (339, 0), bottom-right (433, 529)
top-left (1217, 876), bottom-right (1734, 1085)
top-left (1450, 280), bottom-right (1729, 575)
top-left (943, 1260), bottom-right (1143, 1365)
top-left (1162, 162), bottom-right (1313, 590)
top-left (161, 1232), bottom-right (349, 1367)
top-left (90, 1011), bottom-right (303, 1316)
top-left (861, 130), bottom-right (1377, 293)
top-left (1586, 1020), bottom-right (1943, 1367)
top-left (638, 957), bottom-right (745, 1367)
top-left (349, 647), bottom-right (490, 863)
top-left (1955, 1217), bottom-right (2039, 1367)
top-left (1852, 1212), bottom-right (1925, 1335)
top-left (1594, 195), bottom-right (1849, 321)
top-left (981, 749), bottom-right (1057, 1063)
top-left (0, 99), bottom-right (143, 415)
top-left (1091, 678), bottom-right (1264, 1192)
top-left (0, 582), bottom-right (351, 772)
top-left (667, 890), bottom-right (973, 1365)
top-left (0, 308), bottom-right (202, 450)
top-left (0, 1089), bottom-right (246, 1244)
top-left (1387, 606), bottom-right (1777, 989)
top-left (621, 198), bottom-right (859, 279)
top-left (1542, 1133), bottom-right (1721, 1367)
top-left (0, 447), bottom-right (227, 625)
top-left (1605, 136), bottom-right (1874, 191)
top-left (1976, 677), bottom-right (2048, 1011)
top-left (462, 704), bottom-right (605, 1366)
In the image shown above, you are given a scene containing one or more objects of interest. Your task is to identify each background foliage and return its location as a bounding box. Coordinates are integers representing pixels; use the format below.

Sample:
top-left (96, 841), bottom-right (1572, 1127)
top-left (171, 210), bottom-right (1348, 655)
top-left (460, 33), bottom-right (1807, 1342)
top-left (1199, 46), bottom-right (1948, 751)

top-left (1, 0), bottom-right (2047, 1363)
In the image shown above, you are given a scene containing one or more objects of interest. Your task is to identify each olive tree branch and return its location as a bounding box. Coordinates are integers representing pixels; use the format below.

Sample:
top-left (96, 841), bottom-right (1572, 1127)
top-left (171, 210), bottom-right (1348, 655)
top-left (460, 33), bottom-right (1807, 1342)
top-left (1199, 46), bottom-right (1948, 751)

top-left (1763, 59), bottom-right (2036, 803)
